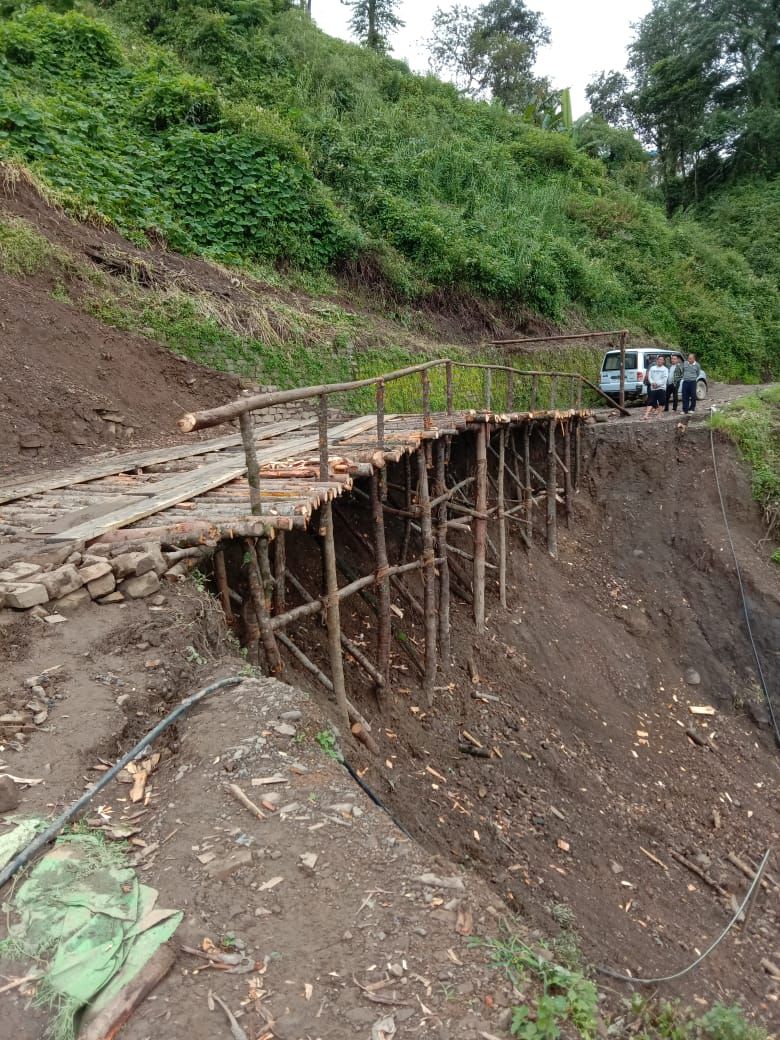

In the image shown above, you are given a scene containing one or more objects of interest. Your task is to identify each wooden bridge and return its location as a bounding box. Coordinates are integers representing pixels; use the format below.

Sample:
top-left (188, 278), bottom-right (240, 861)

top-left (0, 359), bottom-right (618, 735)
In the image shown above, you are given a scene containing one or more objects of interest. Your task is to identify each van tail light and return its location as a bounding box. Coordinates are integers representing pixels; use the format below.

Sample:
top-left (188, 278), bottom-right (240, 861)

top-left (637, 370), bottom-right (644, 380)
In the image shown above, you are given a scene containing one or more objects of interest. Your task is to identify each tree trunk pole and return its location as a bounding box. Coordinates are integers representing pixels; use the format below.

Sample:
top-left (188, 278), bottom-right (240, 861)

top-left (239, 412), bottom-right (262, 516)
top-left (563, 419), bottom-right (573, 527)
top-left (574, 417), bottom-right (582, 491)
top-left (370, 469), bottom-right (392, 683)
top-left (321, 501), bottom-right (350, 729)
top-left (498, 427), bottom-right (507, 608)
top-left (416, 447), bottom-right (438, 705)
top-left (213, 546), bottom-right (234, 624)
top-left (523, 423), bottom-right (532, 548)
top-left (434, 438), bottom-right (451, 668)
top-left (244, 537), bottom-right (282, 674)
top-left (546, 418), bottom-right (558, 558)
top-left (473, 423), bottom-right (488, 633)
top-left (399, 453), bottom-right (412, 565)
top-left (272, 530), bottom-right (286, 613)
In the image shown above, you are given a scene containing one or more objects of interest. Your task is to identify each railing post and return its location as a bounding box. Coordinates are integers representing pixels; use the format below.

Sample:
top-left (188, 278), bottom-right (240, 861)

top-left (318, 393), bottom-right (329, 480)
top-left (421, 368), bottom-right (432, 430)
top-left (239, 412), bottom-right (262, 516)
top-left (376, 379), bottom-right (385, 454)
top-left (484, 368), bottom-right (492, 412)
top-left (445, 361), bottom-right (454, 416)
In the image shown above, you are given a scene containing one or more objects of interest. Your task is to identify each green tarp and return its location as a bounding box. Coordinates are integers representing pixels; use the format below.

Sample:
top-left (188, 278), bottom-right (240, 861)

top-left (0, 822), bottom-right (181, 1040)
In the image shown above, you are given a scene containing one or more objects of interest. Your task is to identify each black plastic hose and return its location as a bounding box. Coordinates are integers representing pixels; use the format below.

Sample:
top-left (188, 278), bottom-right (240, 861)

top-left (0, 675), bottom-right (243, 889)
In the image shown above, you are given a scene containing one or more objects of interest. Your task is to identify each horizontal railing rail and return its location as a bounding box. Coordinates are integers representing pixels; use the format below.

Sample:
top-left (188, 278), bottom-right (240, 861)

top-left (177, 358), bottom-right (627, 517)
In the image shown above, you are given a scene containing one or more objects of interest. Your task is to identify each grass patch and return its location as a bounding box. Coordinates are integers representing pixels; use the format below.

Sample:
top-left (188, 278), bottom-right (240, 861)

top-left (0, 213), bottom-right (58, 275)
top-left (710, 387), bottom-right (780, 552)
top-left (626, 995), bottom-right (769, 1040)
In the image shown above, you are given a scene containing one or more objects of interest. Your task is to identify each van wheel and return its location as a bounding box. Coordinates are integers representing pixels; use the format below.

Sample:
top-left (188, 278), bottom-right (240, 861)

top-left (696, 380), bottom-right (707, 401)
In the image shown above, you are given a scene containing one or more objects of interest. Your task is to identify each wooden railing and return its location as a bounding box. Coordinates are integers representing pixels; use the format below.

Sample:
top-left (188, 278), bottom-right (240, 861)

top-left (178, 359), bottom-right (626, 498)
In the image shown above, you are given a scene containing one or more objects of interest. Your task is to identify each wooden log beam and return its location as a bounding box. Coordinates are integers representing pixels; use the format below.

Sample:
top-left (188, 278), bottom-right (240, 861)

top-left (497, 427), bottom-right (507, 608)
top-left (473, 424), bottom-right (488, 633)
top-left (320, 500), bottom-right (349, 729)
top-left (546, 417), bottom-right (558, 558)
top-left (417, 447), bottom-right (438, 704)
top-left (213, 546), bottom-right (233, 625)
top-left (434, 439), bottom-right (451, 668)
top-left (371, 470), bottom-right (392, 683)
top-left (244, 537), bottom-right (282, 674)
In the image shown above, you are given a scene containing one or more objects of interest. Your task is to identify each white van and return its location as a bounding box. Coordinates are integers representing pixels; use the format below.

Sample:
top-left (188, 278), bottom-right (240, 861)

top-left (599, 347), bottom-right (708, 403)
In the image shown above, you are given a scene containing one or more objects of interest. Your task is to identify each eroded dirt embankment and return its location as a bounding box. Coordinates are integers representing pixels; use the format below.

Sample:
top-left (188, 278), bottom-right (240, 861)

top-left (1, 419), bottom-right (778, 1038)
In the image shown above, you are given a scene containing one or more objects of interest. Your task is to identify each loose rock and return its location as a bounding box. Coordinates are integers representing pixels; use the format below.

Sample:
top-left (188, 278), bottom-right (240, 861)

top-left (0, 775), bottom-right (20, 813)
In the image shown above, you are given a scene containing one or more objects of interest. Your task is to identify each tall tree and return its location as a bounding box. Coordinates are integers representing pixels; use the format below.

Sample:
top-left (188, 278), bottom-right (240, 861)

top-left (342, 0), bottom-right (404, 51)
top-left (589, 0), bottom-right (780, 210)
top-left (427, 0), bottom-right (550, 111)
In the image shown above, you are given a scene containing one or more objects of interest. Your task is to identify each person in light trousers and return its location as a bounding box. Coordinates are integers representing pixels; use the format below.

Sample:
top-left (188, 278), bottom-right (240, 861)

top-left (642, 356), bottom-right (668, 420)
top-left (680, 353), bottom-right (701, 414)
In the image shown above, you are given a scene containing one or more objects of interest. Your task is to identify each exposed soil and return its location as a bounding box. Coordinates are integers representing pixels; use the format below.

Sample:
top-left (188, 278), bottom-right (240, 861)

top-left (1, 418), bottom-right (778, 1040)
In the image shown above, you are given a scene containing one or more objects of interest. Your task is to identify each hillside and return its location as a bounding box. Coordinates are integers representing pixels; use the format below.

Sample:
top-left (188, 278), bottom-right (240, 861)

top-left (0, 2), bottom-right (778, 383)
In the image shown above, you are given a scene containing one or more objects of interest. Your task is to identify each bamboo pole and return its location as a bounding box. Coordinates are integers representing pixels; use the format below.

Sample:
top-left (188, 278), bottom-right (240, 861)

top-left (473, 424), bottom-right (488, 633)
top-left (370, 470), bottom-right (392, 683)
top-left (213, 547), bottom-right (234, 624)
top-left (417, 448), bottom-right (438, 704)
top-left (244, 537), bottom-right (282, 674)
top-left (498, 428), bottom-right (507, 608)
top-left (320, 501), bottom-right (349, 728)
top-left (434, 439), bottom-right (451, 668)
top-left (546, 418), bottom-right (558, 558)
top-left (563, 420), bottom-right (573, 527)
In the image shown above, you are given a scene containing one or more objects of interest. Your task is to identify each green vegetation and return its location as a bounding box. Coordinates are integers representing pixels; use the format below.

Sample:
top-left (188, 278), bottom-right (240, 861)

top-left (477, 928), bottom-right (767, 1040)
top-left (710, 387), bottom-right (780, 554)
top-left (480, 931), bottom-right (598, 1039)
top-left (0, 3), bottom-right (777, 382)
top-left (314, 727), bottom-right (341, 760)
top-left (0, 211), bottom-right (59, 274)
top-left (627, 995), bottom-right (769, 1040)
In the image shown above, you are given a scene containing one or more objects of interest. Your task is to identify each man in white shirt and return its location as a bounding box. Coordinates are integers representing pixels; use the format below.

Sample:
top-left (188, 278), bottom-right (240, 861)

top-left (642, 356), bottom-right (668, 420)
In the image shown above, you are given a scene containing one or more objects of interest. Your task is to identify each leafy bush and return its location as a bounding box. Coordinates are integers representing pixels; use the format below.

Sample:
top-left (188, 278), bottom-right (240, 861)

top-left (0, 3), bottom-right (777, 379)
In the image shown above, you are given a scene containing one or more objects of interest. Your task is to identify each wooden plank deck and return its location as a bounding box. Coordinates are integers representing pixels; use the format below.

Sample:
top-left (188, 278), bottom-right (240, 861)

top-left (0, 407), bottom-right (583, 552)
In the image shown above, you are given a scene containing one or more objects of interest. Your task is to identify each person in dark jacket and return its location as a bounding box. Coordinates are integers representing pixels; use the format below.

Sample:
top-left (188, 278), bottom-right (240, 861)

top-left (664, 354), bottom-right (683, 412)
top-left (681, 353), bottom-right (701, 414)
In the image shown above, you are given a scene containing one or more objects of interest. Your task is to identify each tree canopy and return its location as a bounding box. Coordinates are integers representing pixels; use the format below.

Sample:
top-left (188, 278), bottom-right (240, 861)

top-left (342, 0), bottom-right (403, 52)
top-left (587, 0), bottom-right (780, 211)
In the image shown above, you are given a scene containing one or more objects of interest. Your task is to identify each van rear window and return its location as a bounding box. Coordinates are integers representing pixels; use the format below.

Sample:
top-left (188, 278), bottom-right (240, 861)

top-left (603, 352), bottom-right (637, 371)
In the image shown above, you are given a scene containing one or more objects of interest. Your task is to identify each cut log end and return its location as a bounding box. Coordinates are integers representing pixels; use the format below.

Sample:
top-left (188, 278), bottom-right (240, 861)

top-left (178, 414), bottom-right (197, 434)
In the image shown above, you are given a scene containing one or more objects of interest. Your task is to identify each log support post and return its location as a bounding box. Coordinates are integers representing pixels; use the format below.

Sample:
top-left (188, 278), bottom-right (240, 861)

top-left (497, 427), bottom-right (507, 608)
top-left (244, 537), bottom-right (282, 674)
top-left (417, 447), bottom-right (438, 704)
top-left (563, 419), bottom-right (573, 527)
top-left (213, 546), bottom-right (233, 624)
top-left (400, 453), bottom-right (412, 565)
top-left (321, 501), bottom-right (349, 729)
top-left (546, 417), bottom-right (558, 558)
top-left (523, 423), bottom-right (533, 547)
top-left (574, 417), bottom-right (582, 490)
top-left (370, 469), bottom-right (392, 683)
top-left (272, 531), bottom-right (286, 613)
top-left (473, 423), bottom-right (488, 633)
top-left (239, 412), bottom-right (262, 516)
top-left (434, 438), bottom-right (451, 668)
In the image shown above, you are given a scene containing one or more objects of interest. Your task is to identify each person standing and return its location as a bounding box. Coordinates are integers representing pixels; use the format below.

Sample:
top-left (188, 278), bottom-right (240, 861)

top-left (665, 353), bottom-right (683, 412)
top-left (681, 353), bottom-right (701, 414)
top-left (642, 355), bottom-right (668, 420)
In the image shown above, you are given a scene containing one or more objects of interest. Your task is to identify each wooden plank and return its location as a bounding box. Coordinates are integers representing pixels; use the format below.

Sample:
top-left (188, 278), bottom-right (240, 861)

top-left (0, 417), bottom-right (317, 505)
top-left (48, 415), bottom-right (380, 543)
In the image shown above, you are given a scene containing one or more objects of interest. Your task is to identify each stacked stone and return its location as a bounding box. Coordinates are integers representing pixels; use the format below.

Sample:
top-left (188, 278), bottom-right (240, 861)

top-left (0, 540), bottom-right (196, 618)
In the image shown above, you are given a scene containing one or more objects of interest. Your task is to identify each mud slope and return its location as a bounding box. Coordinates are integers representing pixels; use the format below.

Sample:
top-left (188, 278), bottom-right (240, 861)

top-left (281, 420), bottom-right (780, 1022)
